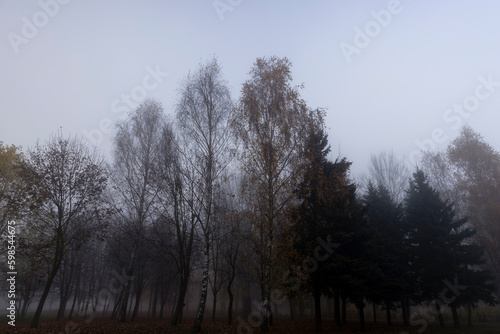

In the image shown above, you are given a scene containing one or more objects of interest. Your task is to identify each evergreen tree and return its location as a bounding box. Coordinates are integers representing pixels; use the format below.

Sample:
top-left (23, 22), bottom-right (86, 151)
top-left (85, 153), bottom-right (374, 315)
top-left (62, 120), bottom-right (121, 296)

top-left (405, 169), bottom-right (495, 327)
top-left (363, 182), bottom-right (408, 326)
top-left (289, 124), bottom-right (371, 332)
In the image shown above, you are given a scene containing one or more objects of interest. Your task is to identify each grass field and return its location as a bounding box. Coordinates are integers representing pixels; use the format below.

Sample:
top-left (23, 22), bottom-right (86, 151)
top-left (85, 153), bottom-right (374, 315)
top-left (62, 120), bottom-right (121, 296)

top-left (1, 319), bottom-right (499, 334)
top-left (1, 306), bottom-right (499, 333)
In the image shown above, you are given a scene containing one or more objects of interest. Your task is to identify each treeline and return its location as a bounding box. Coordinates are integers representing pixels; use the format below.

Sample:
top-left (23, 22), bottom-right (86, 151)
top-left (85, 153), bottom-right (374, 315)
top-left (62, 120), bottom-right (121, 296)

top-left (0, 56), bottom-right (498, 333)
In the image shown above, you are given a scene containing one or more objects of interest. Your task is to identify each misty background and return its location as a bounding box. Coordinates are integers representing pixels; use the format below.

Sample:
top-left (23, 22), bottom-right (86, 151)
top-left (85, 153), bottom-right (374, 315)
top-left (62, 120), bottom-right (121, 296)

top-left (2, 0), bottom-right (500, 176)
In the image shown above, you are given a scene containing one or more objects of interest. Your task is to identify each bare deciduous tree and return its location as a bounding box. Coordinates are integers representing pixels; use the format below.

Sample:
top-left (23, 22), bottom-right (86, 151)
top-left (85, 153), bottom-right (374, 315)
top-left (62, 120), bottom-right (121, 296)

top-left (174, 57), bottom-right (235, 332)
top-left (20, 134), bottom-right (110, 329)
top-left (421, 126), bottom-right (500, 297)
top-left (111, 99), bottom-right (165, 322)
top-left (362, 150), bottom-right (409, 203)
top-left (152, 121), bottom-right (195, 326)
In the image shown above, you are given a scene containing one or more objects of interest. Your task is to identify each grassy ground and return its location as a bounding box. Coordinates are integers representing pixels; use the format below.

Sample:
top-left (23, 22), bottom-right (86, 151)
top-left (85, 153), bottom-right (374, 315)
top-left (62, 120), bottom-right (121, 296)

top-left (1, 306), bottom-right (499, 333)
top-left (1, 318), bottom-right (499, 334)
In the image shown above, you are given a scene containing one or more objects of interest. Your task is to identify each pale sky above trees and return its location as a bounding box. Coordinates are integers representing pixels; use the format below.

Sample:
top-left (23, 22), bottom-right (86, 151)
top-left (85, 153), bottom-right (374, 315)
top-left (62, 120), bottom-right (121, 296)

top-left (2, 0), bottom-right (500, 177)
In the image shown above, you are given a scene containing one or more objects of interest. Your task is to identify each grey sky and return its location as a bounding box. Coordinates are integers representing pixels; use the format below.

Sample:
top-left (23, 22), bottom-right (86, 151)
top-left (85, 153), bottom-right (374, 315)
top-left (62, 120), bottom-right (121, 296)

top-left (2, 0), bottom-right (500, 177)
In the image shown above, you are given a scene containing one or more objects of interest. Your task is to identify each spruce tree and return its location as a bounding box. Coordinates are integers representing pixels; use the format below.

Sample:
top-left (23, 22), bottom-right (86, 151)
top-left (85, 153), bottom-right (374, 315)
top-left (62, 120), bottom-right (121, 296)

top-left (405, 169), bottom-right (495, 327)
top-left (289, 125), bottom-right (353, 332)
top-left (363, 182), bottom-right (408, 326)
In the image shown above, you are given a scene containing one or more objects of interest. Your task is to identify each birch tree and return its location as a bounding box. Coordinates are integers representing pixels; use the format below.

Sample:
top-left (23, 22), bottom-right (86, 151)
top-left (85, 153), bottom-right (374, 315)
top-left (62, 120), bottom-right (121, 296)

top-left (111, 99), bottom-right (165, 322)
top-left (174, 57), bottom-right (235, 332)
top-left (151, 121), bottom-right (198, 326)
top-left (237, 56), bottom-right (318, 332)
top-left (422, 126), bottom-right (500, 297)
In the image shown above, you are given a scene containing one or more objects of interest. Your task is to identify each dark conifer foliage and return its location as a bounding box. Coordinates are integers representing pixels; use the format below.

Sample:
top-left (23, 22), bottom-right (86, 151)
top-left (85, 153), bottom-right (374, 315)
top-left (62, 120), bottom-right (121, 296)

top-left (404, 169), bottom-right (496, 326)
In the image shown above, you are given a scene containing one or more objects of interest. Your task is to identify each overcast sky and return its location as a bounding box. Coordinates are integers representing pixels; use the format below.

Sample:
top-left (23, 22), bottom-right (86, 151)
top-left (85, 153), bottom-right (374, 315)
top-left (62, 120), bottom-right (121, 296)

top-left (2, 0), bottom-right (500, 178)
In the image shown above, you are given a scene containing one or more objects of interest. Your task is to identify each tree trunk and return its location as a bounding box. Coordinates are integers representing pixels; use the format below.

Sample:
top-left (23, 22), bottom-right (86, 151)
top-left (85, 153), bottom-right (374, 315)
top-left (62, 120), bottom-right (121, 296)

top-left (57, 296), bottom-right (69, 320)
top-left (242, 280), bottom-right (252, 317)
top-left (298, 291), bottom-right (305, 319)
top-left (314, 289), bottom-right (322, 333)
top-left (57, 259), bottom-right (76, 321)
top-left (341, 293), bottom-right (347, 324)
top-left (402, 298), bottom-right (410, 326)
top-left (211, 291), bottom-right (217, 322)
top-left (372, 302), bottom-right (377, 323)
top-left (333, 290), bottom-right (340, 327)
top-left (131, 283), bottom-right (143, 321)
top-left (289, 296), bottom-right (295, 320)
top-left (261, 255), bottom-right (271, 332)
top-left (151, 280), bottom-right (159, 319)
top-left (386, 302), bottom-right (392, 326)
top-left (192, 241), bottom-right (210, 332)
top-left (451, 304), bottom-right (459, 328)
top-left (171, 277), bottom-right (188, 325)
top-left (30, 235), bottom-right (64, 329)
top-left (159, 299), bottom-right (165, 319)
top-left (435, 302), bottom-right (444, 327)
top-left (118, 242), bottom-right (137, 323)
top-left (148, 286), bottom-right (153, 317)
top-left (112, 288), bottom-right (123, 319)
top-left (68, 273), bottom-right (81, 320)
top-left (227, 285), bottom-right (234, 325)
top-left (467, 304), bottom-right (472, 327)
top-left (358, 303), bottom-right (365, 332)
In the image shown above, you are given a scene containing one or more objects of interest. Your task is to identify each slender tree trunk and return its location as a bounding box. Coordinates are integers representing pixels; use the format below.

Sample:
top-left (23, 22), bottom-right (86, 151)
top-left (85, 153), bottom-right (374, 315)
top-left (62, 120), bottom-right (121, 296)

top-left (467, 304), bottom-right (472, 327)
top-left (227, 286), bottom-right (234, 325)
top-left (401, 299), bottom-right (407, 326)
top-left (192, 240), bottom-right (210, 332)
top-left (372, 303), bottom-right (377, 323)
top-left (68, 274), bottom-right (80, 320)
top-left (151, 280), bottom-right (159, 319)
top-left (57, 296), bottom-right (69, 320)
top-left (435, 302), bottom-right (444, 327)
top-left (211, 291), bottom-right (217, 322)
top-left (159, 299), bottom-right (165, 319)
top-left (227, 264), bottom-right (236, 325)
top-left (333, 289), bottom-right (340, 327)
top-left (30, 235), bottom-right (64, 329)
top-left (402, 298), bottom-right (410, 326)
top-left (57, 260), bottom-right (76, 321)
top-left (451, 304), bottom-right (459, 328)
top-left (118, 242), bottom-right (137, 323)
top-left (148, 287), bottom-right (153, 317)
top-left (341, 293), bottom-right (347, 324)
top-left (172, 276), bottom-right (189, 325)
top-left (131, 283), bottom-right (143, 321)
top-left (313, 289), bottom-right (322, 333)
top-left (386, 302), bottom-right (392, 326)
top-left (242, 280), bottom-right (252, 317)
top-left (127, 293), bottom-right (133, 317)
top-left (112, 288), bottom-right (123, 319)
top-left (358, 302), bottom-right (365, 332)
top-left (261, 246), bottom-right (271, 332)
top-left (159, 282), bottom-right (168, 319)
top-left (289, 296), bottom-right (295, 320)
